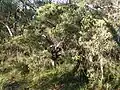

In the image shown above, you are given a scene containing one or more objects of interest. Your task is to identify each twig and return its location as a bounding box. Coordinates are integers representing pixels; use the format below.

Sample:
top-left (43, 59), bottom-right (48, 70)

top-left (100, 55), bottom-right (104, 85)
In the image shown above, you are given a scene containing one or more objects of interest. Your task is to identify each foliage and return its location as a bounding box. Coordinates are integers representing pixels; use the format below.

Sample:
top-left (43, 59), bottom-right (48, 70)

top-left (0, 1), bottom-right (120, 90)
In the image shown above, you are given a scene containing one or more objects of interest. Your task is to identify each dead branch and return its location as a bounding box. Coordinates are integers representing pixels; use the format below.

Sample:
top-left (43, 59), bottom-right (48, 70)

top-left (0, 21), bottom-right (13, 37)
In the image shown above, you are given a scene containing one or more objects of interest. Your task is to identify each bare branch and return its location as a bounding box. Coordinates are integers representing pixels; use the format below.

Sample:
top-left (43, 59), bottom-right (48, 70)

top-left (0, 21), bottom-right (13, 37)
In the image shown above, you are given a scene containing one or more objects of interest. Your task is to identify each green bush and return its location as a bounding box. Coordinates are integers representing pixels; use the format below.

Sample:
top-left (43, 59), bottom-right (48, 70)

top-left (0, 3), bottom-right (120, 90)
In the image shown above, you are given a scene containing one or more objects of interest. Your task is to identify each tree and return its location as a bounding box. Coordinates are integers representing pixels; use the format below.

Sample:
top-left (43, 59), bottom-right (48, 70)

top-left (0, 0), bottom-right (37, 38)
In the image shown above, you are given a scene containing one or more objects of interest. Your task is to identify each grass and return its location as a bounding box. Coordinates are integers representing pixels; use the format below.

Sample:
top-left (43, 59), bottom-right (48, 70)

top-left (0, 62), bottom-right (89, 90)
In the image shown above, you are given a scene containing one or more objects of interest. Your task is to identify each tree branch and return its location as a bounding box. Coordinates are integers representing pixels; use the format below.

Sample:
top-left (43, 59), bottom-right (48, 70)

top-left (0, 21), bottom-right (13, 37)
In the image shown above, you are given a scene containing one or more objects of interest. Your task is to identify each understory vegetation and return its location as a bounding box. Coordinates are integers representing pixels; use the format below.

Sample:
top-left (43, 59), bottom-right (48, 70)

top-left (0, 0), bottom-right (120, 90)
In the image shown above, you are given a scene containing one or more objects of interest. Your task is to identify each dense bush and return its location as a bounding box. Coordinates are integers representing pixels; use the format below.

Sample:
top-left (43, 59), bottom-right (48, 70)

top-left (0, 2), bottom-right (120, 90)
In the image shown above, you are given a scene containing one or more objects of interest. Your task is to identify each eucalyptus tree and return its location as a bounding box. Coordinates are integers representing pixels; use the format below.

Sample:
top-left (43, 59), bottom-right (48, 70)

top-left (0, 0), bottom-right (38, 38)
top-left (0, 0), bottom-right (18, 40)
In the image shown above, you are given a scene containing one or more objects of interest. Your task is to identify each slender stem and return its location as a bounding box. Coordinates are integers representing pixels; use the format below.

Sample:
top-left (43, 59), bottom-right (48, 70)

top-left (100, 55), bottom-right (104, 86)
